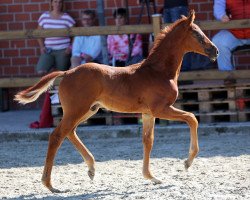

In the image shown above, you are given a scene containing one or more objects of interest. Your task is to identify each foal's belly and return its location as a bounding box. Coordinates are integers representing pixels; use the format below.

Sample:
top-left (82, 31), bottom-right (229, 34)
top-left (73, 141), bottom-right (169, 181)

top-left (98, 95), bottom-right (149, 114)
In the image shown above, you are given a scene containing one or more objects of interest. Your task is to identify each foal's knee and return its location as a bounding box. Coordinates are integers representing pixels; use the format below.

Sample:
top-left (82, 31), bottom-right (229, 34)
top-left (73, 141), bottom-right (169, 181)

top-left (49, 125), bottom-right (71, 147)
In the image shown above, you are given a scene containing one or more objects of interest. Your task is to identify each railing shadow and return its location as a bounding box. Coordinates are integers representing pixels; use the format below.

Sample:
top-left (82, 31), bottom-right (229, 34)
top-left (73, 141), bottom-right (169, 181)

top-left (0, 131), bottom-right (249, 169)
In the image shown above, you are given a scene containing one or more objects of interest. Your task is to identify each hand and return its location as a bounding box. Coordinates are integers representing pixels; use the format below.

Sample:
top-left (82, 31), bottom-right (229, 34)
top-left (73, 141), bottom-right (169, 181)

top-left (40, 47), bottom-right (46, 54)
top-left (221, 14), bottom-right (230, 23)
top-left (80, 53), bottom-right (93, 63)
top-left (65, 46), bottom-right (72, 55)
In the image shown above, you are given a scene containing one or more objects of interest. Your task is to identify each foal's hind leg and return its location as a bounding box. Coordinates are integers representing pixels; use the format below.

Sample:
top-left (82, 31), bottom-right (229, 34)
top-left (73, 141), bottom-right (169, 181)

top-left (66, 109), bottom-right (99, 181)
top-left (142, 114), bottom-right (162, 184)
top-left (42, 107), bottom-right (98, 193)
top-left (41, 118), bottom-right (75, 193)
top-left (153, 106), bottom-right (199, 170)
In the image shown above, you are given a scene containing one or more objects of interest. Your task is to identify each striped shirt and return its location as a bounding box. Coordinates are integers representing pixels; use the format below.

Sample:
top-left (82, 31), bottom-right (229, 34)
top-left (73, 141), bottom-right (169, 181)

top-left (38, 11), bottom-right (75, 50)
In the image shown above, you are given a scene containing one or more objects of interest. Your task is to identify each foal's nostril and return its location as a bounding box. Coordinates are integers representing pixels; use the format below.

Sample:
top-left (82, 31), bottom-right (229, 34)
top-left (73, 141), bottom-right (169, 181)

top-left (211, 46), bottom-right (219, 57)
top-left (212, 45), bottom-right (219, 56)
top-left (206, 46), bottom-right (218, 61)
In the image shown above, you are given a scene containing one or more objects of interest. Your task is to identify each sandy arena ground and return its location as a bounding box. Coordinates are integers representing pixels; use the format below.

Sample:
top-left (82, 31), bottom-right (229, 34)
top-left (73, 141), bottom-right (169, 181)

top-left (0, 129), bottom-right (249, 200)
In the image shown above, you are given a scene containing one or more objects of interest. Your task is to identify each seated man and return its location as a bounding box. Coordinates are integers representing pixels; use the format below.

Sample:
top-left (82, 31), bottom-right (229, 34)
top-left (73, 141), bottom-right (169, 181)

top-left (71, 10), bottom-right (102, 68)
top-left (212, 0), bottom-right (250, 71)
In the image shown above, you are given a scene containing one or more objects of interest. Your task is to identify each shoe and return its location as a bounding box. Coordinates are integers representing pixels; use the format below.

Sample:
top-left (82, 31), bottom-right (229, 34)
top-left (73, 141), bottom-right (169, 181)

top-left (29, 121), bottom-right (40, 129)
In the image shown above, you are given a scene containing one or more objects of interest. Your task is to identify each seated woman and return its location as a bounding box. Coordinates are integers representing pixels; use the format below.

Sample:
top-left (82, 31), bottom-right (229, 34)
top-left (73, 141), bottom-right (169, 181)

top-left (107, 8), bottom-right (143, 67)
top-left (36, 0), bottom-right (75, 75)
top-left (30, 0), bottom-right (75, 129)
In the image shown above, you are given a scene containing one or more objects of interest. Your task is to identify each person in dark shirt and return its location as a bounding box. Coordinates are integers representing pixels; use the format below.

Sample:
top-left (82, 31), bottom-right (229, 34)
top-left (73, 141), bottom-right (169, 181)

top-left (163, 0), bottom-right (188, 23)
top-left (163, 1), bottom-right (191, 71)
top-left (163, 0), bottom-right (211, 71)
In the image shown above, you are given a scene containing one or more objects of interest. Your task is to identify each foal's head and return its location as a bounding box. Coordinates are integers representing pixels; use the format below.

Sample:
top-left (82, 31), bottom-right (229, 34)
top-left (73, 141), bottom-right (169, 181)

top-left (180, 10), bottom-right (218, 61)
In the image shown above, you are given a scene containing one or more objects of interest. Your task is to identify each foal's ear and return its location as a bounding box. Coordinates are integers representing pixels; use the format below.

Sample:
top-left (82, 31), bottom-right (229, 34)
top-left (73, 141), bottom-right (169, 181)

top-left (181, 15), bottom-right (187, 19)
top-left (187, 10), bottom-right (195, 25)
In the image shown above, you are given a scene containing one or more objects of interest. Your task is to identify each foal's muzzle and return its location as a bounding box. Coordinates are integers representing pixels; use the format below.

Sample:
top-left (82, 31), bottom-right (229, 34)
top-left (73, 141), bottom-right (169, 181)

top-left (206, 45), bottom-right (219, 61)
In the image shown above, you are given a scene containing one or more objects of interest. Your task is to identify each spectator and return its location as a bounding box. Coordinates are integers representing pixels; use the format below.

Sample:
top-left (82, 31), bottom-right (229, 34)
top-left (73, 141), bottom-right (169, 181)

top-left (161, 0), bottom-right (211, 71)
top-left (163, 0), bottom-right (188, 23)
top-left (71, 10), bottom-right (102, 68)
top-left (36, 0), bottom-right (75, 75)
top-left (163, 0), bottom-right (192, 71)
top-left (30, 0), bottom-right (75, 128)
top-left (212, 0), bottom-right (250, 71)
top-left (107, 8), bottom-right (143, 67)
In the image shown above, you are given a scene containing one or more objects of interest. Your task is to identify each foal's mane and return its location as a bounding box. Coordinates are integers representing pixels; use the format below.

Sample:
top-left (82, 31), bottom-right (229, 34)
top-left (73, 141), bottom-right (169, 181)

top-left (149, 17), bottom-right (187, 55)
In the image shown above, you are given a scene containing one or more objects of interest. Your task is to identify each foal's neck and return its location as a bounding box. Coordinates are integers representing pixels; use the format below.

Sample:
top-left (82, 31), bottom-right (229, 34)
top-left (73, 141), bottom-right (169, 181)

top-left (144, 28), bottom-right (186, 81)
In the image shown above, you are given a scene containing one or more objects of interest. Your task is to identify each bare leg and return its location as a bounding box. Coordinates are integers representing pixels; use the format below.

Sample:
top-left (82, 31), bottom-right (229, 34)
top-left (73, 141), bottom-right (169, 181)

top-left (70, 56), bottom-right (82, 68)
top-left (153, 106), bottom-right (199, 169)
top-left (142, 114), bottom-right (162, 184)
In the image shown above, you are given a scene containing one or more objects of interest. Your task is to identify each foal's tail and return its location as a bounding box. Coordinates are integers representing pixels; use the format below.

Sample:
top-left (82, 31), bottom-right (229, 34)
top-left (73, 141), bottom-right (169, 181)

top-left (14, 71), bottom-right (65, 105)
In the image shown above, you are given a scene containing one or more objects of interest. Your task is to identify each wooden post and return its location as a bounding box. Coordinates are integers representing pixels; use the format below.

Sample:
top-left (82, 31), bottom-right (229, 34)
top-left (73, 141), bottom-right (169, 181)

top-left (152, 14), bottom-right (162, 38)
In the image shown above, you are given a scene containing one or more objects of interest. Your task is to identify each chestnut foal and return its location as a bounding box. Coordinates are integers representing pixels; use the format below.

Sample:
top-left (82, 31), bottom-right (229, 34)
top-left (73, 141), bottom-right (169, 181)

top-left (15, 11), bottom-right (218, 192)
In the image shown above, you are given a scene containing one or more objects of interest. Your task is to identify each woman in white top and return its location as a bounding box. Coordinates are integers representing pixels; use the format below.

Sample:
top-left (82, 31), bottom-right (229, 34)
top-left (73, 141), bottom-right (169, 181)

top-left (36, 0), bottom-right (75, 75)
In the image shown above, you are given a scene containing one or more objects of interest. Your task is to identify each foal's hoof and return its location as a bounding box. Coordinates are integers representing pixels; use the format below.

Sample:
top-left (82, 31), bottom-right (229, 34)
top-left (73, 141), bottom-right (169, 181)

top-left (88, 169), bottom-right (95, 181)
top-left (42, 179), bottom-right (68, 193)
top-left (151, 177), bottom-right (162, 184)
top-left (184, 160), bottom-right (191, 170)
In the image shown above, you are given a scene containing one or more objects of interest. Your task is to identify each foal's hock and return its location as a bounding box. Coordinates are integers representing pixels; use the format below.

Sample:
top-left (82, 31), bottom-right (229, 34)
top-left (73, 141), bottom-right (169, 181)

top-left (15, 10), bottom-right (218, 193)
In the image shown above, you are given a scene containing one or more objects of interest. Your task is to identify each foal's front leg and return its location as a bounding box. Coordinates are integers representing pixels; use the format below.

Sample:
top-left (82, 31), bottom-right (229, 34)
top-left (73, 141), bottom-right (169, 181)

top-left (142, 114), bottom-right (162, 184)
top-left (153, 106), bottom-right (199, 169)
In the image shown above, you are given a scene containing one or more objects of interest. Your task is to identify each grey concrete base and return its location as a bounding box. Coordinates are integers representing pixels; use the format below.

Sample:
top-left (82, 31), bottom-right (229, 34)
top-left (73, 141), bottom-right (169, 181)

top-left (0, 110), bottom-right (249, 142)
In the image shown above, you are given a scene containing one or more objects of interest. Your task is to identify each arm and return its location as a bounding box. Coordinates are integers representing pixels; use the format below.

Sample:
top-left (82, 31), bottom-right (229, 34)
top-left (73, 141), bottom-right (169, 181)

top-left (65, 14), bottom-right (76, 54)
top-left (107, 35), bottom-right (116, 65)
top-left (107, 35), bottom-right (114, 58)
top-left (37, 13), bottom-right (46, 54)
top-left (37, 25), bottom-right (45, 54)
top-left (148, 33), bottom-right (154, 53)
top-left (131, 34), bottom-right (143, 57)
top-left (86, 36), bottom-right (102, 60)
top-left (213, 0), bottom-right (230, 22)
top-left (72, 37), bottom-right (82, 57)
top-left (80, 36), bottom-right (102, 62)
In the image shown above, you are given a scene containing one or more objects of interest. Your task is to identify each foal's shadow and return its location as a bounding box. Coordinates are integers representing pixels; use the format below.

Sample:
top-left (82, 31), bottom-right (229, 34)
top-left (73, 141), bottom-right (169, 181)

top-left (12, 192), bottom-right (116, 200)
top-left (9, 184), bottom-right (175, 200)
